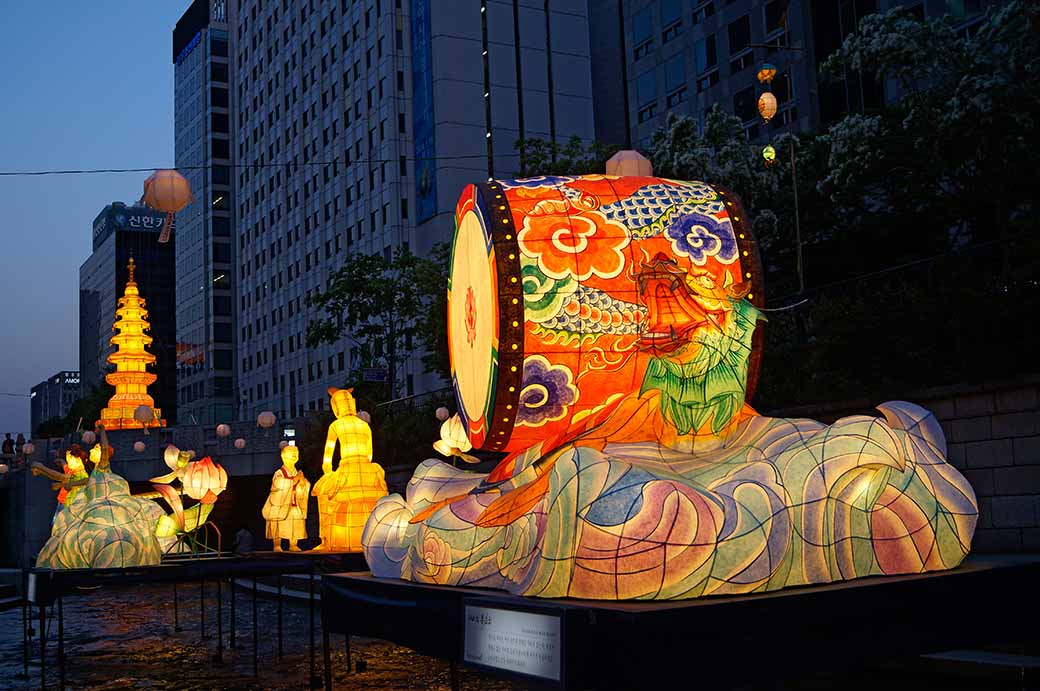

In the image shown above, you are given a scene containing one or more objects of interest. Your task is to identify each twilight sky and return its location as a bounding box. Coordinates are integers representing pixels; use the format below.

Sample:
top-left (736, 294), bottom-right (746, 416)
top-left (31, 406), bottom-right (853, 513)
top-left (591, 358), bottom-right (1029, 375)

top-left (0, 3), bottom-right (186, 435)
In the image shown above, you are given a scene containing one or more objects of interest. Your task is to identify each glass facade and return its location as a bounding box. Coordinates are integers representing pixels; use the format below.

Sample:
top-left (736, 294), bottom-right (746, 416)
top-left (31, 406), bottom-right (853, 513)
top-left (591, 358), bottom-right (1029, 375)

top-left (174, 0), bottom-right (236, 424)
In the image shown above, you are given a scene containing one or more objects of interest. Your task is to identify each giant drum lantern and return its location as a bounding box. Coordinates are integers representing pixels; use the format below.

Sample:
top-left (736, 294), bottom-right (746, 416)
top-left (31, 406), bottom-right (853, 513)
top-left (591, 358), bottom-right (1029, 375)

top-left (364, 167), bottom-right (977, 602)
top-left (448, 175), bottom-right (764, 454)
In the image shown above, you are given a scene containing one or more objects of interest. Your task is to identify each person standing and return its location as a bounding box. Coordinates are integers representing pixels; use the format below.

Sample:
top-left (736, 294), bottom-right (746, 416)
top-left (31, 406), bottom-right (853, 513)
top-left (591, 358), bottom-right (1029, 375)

top-left (2, 433), bottom-right (13, 455)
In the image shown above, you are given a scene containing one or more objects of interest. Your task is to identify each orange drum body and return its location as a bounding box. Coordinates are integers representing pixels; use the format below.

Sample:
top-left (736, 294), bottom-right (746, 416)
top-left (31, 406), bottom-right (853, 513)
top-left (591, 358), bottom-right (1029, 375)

top-left (448, 175), bottom-right (764, 454)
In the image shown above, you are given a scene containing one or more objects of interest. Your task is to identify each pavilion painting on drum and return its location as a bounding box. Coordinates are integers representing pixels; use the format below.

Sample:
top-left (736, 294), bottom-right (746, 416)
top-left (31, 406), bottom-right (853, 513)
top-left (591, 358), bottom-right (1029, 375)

top-left (362, 165), bottom-right (978, 600)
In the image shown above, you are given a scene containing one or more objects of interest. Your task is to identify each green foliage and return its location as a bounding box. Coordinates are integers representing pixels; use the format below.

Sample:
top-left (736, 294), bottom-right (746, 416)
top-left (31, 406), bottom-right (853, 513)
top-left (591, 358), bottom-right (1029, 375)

top-left (306, 247), bottom-right (446, 398)
top-left (34, 384), bottom-right (113, 438)
top-left (516, 135), bottom-right (621, 177)
top-left (413, 242), bottom-right (452, 384)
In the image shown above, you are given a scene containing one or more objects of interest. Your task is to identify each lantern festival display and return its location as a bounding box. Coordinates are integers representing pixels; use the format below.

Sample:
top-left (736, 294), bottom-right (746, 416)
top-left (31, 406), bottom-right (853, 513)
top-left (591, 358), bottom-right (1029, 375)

top-left (97, 259), bottom-right (166, 430)
top-left (141, 169), bottom-right (192, 243)
top-left (182, 456), bottom-right (228, 504)
top-left (35, 438), bottom-right (163, 569)
top-left (312, 388), bottom-right (387, 552)
top-left (758, 91), bottom-right (778, 123)
top-left (262, 445), bottom-right (311, 551)
top-left (362, 166), bottom-right (978, 600)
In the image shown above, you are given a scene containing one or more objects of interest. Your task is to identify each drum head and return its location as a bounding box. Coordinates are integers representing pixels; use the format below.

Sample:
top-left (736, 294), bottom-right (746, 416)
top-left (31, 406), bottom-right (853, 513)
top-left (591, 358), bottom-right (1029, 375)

top-left (449, 198), bottom-right (498, 446)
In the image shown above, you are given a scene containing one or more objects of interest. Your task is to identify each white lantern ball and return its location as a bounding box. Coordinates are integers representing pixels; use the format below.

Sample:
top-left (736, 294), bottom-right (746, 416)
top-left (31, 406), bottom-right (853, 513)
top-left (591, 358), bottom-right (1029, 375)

top-left (133, 441), bottom-right (146, 453)
top-left (357, 410), bottom-right (372, 424)
top-left (435, 407), bottom-right (450, 421)
top-left (257, 411), bottom-right (276, 429)
top-left (82, 430), bottom-right (96, 445)
top-left (216, 423), bottom-right (231, 438)
top-left (279, 440), bottom-right (289, 449)
top-left (23, 442), bottom-right (35, 456)
top-left (234, 438), bottom-right (247, 449)
top-left (0, 464), bottom-right (8, 475)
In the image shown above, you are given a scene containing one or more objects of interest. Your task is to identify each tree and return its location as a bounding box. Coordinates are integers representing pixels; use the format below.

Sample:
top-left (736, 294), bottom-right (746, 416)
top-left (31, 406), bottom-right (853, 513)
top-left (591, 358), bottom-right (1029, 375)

top-left (306, 247), bottom-right (444, 399)
top-left (516, 135), bottom-right (621, 177)
top-left (413, 242), bottom-right (451, 384)
top-left (34, 384), bottom-right (113, 438)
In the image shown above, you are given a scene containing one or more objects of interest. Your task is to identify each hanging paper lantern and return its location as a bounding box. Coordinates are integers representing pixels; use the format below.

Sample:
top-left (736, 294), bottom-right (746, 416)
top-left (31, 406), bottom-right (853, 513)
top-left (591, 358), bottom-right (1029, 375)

top-left (758, 92), bottom-right (778, 123)
top-left (0, 464), bottom-right (8, 475)
top-left (142, 169), bottom-right (192, 243)
top-left (357, 410), bottom-right (372, 424)
top-left (82, 430), bottom-right (96, 445)
top-left (216, 423), bottom-right (231, 438)
top-left (133, 441), bottom-right (146, 453)
top-left (435, 407), bottom-right (450, 421)
top-left (182, 456), bottom-right (228, 504)
top-left (23, 442), bottom-right (35, 456)
top-left (757, 63), bottom-right (777, 83)
top-left (279, 440), bottom-right (290, 449)
top-left (257, 411), bottom-right (277, 429)
top-left (234, 438), bottom-right (246, 449)
top-left (134, 404), bottom-right (156, 434)
top-left (763, 145), bottom-right (778, 167)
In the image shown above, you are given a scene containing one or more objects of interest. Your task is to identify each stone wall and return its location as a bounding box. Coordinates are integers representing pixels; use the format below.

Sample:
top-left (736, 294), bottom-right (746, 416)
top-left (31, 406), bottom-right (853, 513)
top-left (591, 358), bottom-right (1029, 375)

top-left (770, 376), bottom-right (1040, 554)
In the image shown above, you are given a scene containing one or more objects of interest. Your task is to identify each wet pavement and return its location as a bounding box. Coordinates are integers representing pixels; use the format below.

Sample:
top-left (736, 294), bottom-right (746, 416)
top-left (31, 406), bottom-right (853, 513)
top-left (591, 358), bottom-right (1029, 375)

top-left (0, 583), bottom-right (525, 691)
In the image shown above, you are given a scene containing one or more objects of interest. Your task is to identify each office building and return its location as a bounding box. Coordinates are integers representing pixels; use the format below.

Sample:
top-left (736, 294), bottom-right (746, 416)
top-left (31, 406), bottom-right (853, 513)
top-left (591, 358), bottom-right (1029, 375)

top-left (29, 371), bottom-right (80, 434)
top-left (228, 0), bottom-right (596, 419)
top-left (79, 202), bottom-right (177, 424)
top-left (173, 0), bottom-right (237, 425)
top-left (605, 0), bottom-right (1003, 149)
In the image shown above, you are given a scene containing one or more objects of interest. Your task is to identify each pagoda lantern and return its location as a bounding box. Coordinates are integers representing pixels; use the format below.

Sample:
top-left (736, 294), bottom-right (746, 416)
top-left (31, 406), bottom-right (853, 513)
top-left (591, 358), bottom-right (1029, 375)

top-left (142, 169), bottom-right (192, 243)
top-left (97, 258), bottom-right (166, 430)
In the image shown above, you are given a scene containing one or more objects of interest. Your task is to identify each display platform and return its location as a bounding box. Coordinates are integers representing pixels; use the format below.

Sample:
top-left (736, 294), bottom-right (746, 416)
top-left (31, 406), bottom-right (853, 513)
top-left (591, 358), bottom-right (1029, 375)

top-left (25, 554), bottom-right (326, 691)
top-left (321, 555), bottom-right (1040, 690)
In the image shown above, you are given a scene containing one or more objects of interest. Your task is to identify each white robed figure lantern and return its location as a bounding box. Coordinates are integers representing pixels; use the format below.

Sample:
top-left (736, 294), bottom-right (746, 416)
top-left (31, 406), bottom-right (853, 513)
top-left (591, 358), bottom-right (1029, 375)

top-left (262, 444), bottom-right (311, 551)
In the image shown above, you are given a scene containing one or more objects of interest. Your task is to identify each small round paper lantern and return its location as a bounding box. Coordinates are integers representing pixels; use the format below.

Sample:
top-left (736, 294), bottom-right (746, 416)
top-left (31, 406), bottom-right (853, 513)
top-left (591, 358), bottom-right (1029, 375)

top-left (216, 423), bottom-right (231, 438)
top-left (182, 456), bottom-right (228, 504)
top-left (279, 440), bottom-right (289, 449)
top-left (358, 410), bottom-right (372, 424)
top-left (763, 145), bottom-right (778, 167)
top-left (23, 442), bottom-right (35, 456)
top-left (234, 438), bottom-right (246, 449)
top-left (257, 411), bottom-right (276, 429)
top-left (0, 463), bottom-right (9, 475)
top-left (133, 441), bottom-right (146, 453)
top-left (134, 405), bottom-right (155, 431)
top-left (758, 92), bottom-right (778, 123)
top-left (82, 430), bottom-right (96, 445)
top-left (605, 150), bottom-right (653, 177)
top-left (757, 63), bottom-right (777, 84)
top-left (142, 169), bottom-right (193, 243)
top-left (435, 407), bottom-right (450, 421)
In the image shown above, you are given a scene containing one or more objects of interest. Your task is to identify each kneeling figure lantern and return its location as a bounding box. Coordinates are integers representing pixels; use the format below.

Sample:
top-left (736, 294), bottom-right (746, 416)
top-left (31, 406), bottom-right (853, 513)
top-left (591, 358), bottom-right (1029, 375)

top-left (312, 388), bottom-right (387, 552)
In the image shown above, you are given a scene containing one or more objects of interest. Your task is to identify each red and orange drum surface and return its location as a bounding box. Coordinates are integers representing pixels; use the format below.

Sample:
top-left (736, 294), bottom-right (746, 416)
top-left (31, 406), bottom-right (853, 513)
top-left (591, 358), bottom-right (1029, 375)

top-left (448, 175), bottom-right (765, 454)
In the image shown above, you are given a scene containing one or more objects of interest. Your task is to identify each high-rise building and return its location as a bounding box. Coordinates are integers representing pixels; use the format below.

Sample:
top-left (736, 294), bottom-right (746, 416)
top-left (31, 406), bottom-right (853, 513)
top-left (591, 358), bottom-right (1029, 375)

top-left (228, 0), bottom-right (596, 420)
top-left (603, 0), bottom-right (1003, 148)
top-left (29, 371), bottom-right (80, 435)
top-left (173, 0), bottom-right (236, 425)
top-left (79, 202), bottom-right (177, 424)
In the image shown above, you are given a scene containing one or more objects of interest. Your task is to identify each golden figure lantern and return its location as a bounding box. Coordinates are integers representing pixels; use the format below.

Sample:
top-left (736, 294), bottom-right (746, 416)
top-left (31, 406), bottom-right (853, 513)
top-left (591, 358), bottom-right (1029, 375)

top-left (758, 92), bottom-right (778, 123)
top-left (142, 169), bottom-right (192, 243)
top-left (182, 456), bottom-right (228, 504)
top-left (262, 445), bottom-right (311, 551)
top-left (311, 388), bottom-right (387, 552)
top-left (97, 259), bottom-right (166, 430)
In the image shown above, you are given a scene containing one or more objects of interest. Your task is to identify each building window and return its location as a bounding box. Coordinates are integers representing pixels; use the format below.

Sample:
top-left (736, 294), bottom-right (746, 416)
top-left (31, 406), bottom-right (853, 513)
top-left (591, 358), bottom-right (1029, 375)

top-left (664, 54), bottom-right (687, 107)
top-left (728, 15), bottom-right (751, 54)
top-left (661, 0), bottom-right (682, 41)
top-left (692, 0), bottom-right (715, 24)
top-left (632, 7), bottom-right (653, 60)
top-left (636, 70), bottom-right (657, 123)
top-left (764, 0), bottom-right (790, 36)
top-left (733, 85), bottom-right (756, 124)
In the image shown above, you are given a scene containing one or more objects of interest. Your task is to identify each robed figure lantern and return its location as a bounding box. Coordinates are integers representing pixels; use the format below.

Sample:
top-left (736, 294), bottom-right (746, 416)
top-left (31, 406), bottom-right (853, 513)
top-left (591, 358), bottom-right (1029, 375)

top-left (262, 444), bottom-right (311, 551)
top-left (311, 388), bottom-right (387, 552)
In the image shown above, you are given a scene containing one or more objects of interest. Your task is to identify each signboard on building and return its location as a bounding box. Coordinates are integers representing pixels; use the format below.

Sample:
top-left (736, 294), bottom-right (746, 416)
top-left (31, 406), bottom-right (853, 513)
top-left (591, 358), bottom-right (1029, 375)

top-left (411, 0), bottom-right (437, 223)
top-left (92, 205), bottom-right (168, 250)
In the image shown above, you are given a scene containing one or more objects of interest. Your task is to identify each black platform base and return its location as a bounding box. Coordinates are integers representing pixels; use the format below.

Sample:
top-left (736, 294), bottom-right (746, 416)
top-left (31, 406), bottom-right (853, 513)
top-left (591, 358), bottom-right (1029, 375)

top-left (322, 555), bottom-right (1040, 690)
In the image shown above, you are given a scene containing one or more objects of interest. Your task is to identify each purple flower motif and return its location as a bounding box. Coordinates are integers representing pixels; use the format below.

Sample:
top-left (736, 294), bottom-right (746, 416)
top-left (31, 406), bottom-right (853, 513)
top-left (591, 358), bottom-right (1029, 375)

top-left (665, 213), bottom-right (738, 265)
top-left (516, 356), bottom-right (578, 427)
